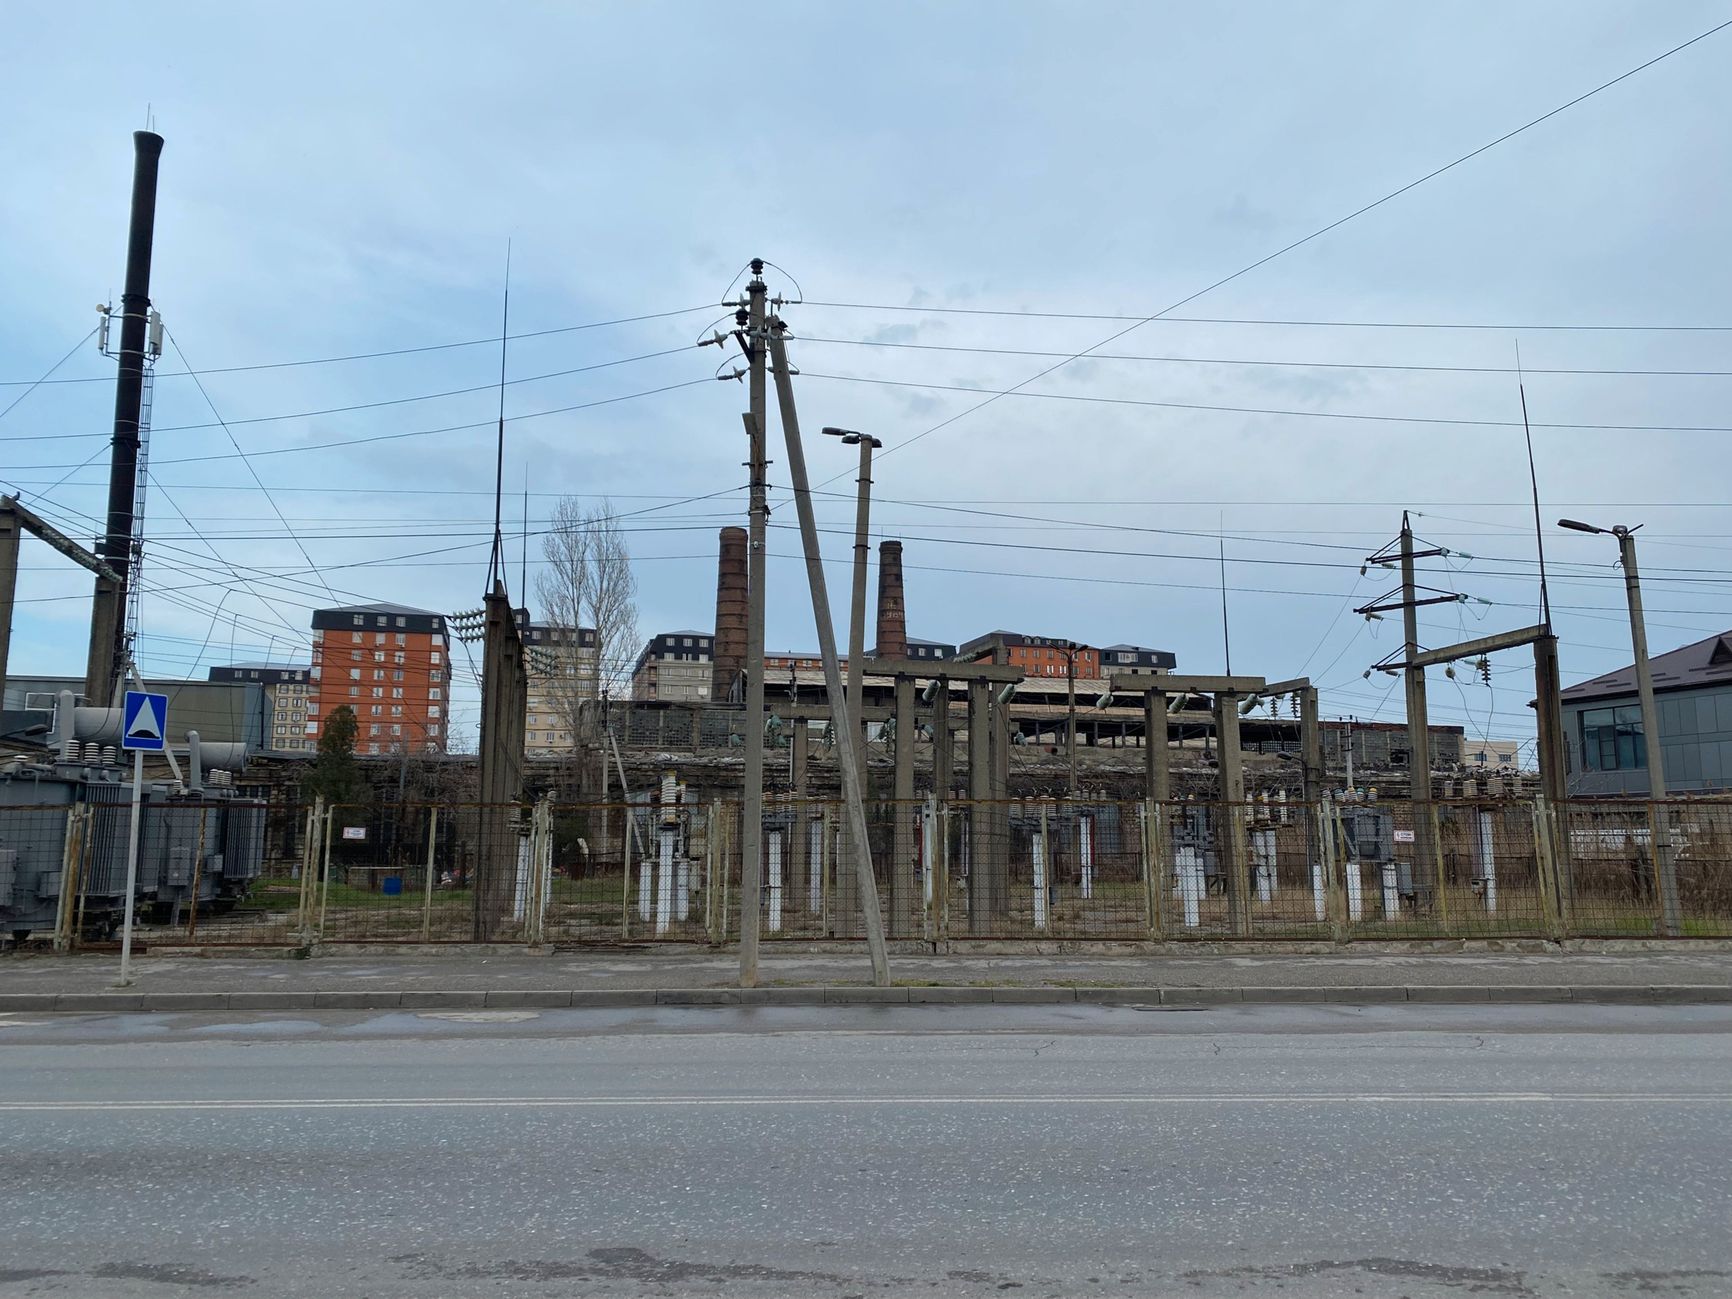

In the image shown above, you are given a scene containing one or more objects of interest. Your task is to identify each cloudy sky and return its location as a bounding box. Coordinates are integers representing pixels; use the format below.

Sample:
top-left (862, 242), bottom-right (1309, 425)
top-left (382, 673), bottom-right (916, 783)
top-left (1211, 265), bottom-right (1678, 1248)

top-left (5, 2), bottom-right (1731, 755)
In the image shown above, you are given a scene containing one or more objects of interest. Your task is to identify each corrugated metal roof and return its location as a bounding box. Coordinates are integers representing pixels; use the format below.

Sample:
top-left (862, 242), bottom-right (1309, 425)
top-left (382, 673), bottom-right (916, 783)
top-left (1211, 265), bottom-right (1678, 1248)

top-left (1561, 628), bottom-right (1732, 702)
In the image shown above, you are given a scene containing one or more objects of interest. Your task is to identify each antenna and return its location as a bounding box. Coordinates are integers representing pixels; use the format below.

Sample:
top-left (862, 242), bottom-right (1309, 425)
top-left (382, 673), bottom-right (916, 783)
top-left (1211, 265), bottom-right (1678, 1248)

top-left (520, 463), bottom-right (529, 603)
top-left (1516, 339), bottom-right (1552, 629)
top-left (485, 241), bottom-right (511, 595)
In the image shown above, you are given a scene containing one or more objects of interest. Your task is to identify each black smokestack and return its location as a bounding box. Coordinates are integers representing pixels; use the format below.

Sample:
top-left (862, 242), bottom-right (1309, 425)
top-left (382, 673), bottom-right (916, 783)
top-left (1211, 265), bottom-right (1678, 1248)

top-left (93, 131), bottom-right (163, 695)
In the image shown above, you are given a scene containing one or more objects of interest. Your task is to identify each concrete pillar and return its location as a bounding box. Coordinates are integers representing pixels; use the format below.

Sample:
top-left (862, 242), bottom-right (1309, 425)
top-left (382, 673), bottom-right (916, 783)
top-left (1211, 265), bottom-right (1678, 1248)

top-left (790, 720), bottom-right (809, 913)
top-left (1214, 692), bottom-right (1250, 937)
top-left (967, 678), bottom-right (996, 928)
top-left (0, 504), bottom-right (18, 706)
top-left (891, 675), bottom-right (917, 936)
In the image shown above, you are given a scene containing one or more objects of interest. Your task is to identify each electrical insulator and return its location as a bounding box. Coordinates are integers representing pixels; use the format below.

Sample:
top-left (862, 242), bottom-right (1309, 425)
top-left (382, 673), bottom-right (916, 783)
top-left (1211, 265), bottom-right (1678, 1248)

top-left (1478, 656), bottom-right (1492, 687)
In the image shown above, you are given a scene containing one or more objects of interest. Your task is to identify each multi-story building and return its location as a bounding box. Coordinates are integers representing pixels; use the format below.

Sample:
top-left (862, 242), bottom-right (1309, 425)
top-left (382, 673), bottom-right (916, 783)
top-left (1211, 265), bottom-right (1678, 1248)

top-left (308, 603), bottom-right (451, 756)
top-left (1098, 643), bottom-right (1178, 674)
top-left (516, 609), bottom-right (598, 754)
top-left (632, 631), bottom-right (714, 702)
top-left (765, 651), bottom-right (847, 675)
top-left (903, 637), bottom-right (956, 662)
top-left (959, 631), bottom-right (1103, 679)
top-left (208, 663), bottom-right (313, 754)
top-left (1562, 628), bottom-right (1732, 795)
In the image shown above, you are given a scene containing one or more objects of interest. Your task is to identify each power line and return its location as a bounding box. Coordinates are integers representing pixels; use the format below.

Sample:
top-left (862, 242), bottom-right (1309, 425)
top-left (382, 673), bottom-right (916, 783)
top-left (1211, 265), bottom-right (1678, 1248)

top-left (0, 305), bottom-right (717, 387)
top-left (798, 369), bottom-right (1732, 436)
top-left (0, 327), bottom-right (99, 423)
top-left (796, 335), bottom-right (1732, 378)
top-left (823, 15), bottom-right (1732, 478)
top-left (797, 302), bottom-right (1732, 333)
top-left (165, 328), bottom-right (338, 601)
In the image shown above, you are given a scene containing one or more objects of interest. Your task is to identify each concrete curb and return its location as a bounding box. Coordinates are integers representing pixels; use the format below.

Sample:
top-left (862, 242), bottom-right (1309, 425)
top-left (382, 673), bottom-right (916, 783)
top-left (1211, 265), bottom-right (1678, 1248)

top-left (0, 984), bottom-right (1727, 1015)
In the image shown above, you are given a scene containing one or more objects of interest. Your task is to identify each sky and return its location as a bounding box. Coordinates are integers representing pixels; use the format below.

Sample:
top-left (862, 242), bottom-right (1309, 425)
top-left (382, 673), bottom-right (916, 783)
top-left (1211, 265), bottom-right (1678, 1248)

top-left (4, 2), bottom-right (1732, 758)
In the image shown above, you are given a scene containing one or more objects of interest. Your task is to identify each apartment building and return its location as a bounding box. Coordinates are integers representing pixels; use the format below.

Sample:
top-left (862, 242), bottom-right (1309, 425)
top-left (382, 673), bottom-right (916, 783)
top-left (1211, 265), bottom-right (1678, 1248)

top-left (959, 631), bottom-right (1102, 679)
top-left (632, 631), bottom-right (713, 702)
top-left (307, 602), bottom-right (451, 755)
top-left (516, 609), bottom-right (598, 754)
top-left (207, 663), bottom-right (313, 753)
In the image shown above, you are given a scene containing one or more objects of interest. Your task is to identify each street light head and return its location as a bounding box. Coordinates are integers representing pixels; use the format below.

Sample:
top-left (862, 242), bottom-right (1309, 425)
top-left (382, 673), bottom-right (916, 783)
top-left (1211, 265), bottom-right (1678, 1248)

top-left (1558, 518), bottom-right (1606, 535)
top-left (821, 426), bottom-right (860, 443)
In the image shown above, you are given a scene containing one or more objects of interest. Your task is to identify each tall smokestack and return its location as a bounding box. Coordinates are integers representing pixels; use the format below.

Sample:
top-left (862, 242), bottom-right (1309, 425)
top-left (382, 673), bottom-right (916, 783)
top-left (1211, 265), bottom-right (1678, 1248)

top-left (87, 130), bottom-right (164, 705)
top-left (712, 526), bottom-right (748, 702)
top-left (874, 539), bottom-right (906, 660)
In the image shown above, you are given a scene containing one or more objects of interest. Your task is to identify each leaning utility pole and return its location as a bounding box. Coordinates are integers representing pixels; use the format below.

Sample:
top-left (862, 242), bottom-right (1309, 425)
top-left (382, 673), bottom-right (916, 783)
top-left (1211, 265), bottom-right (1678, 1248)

top-left (88, 130), bottom-right (164, 708)
top-left (766, 317), bottom-right (890, 985)
top-left (736, 262), bottom-right (770, 986)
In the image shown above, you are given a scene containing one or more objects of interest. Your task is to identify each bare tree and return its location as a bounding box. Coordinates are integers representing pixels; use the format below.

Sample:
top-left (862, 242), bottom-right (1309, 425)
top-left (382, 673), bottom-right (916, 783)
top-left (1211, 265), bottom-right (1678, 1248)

top-left (534, 497), bottom-right (639, 747)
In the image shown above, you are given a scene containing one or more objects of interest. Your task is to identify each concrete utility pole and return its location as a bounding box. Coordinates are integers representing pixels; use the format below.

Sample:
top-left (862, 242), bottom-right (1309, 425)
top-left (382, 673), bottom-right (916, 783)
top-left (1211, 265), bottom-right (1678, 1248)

top-left (823, 425), bottom-right (882, 914)
top-left (737, 263), bottom-right (770, 986)
top-left (766, 319), bottom-right (890, 985)
top-left (1398, 513), bottom-right (1441, 904)
top-left (1559, 518), bottom-right (1682, 936)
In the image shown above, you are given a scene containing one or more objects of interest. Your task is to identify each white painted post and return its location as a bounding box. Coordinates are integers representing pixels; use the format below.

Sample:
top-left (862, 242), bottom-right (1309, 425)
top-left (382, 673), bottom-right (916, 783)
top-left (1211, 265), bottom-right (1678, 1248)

top-left (1478, 809), bottom-right (1498, 913)
top-left (1346, 854), bottom-right (1364, 921)
top-left (807, 814), bottom-right (823, 915)
top-left (1381, 861), bottom-right (1400, 918)
top-left (1033, 804), bottom-right (1049, 930)
top-left (656, 826), bottom-right (675, 936)
top-left (767, 829), bottom-right (784, 934)
top-left (1177, 844), bottom-right (1202, 929)
top-left (1253, 829), bottom-right (1276, 904)
top-left (635, 805), bottom-right (652, 923)
top-left (1079, 812), bottom-right (1094, 900)
top-left (115, 749), bottom-right (145, 986)
top-left (1310, 838), bottom-right (1327, 923)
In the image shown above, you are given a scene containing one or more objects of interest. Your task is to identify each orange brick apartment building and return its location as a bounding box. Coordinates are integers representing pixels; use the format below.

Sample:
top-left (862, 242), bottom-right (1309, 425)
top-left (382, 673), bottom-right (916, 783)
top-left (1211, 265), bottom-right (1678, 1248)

top-left (306, 602), bottom-right (452, 755)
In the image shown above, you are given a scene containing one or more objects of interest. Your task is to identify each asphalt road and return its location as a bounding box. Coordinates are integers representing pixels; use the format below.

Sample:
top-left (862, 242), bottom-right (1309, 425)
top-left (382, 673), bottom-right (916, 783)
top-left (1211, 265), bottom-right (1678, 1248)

top-left (1, 1004), bottom-right (1729, 1298)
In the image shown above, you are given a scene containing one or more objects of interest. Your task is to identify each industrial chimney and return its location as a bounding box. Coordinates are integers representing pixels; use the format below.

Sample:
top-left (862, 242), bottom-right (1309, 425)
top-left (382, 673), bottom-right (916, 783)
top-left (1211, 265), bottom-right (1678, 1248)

top-left (712, 526), bottom-right (748, 702)
top-left (874, 539), bottom-right (907, 660)
top-left (87, 130), bottom-right (164, 707)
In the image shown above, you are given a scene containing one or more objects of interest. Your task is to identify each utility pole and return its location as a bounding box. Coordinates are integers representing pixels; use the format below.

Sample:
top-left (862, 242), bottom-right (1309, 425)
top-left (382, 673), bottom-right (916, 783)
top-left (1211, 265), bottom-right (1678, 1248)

top-left (767, 318), bottom-right (890, 985)
top-left (1560, 518), bottom-right (1682, 936)
top-left (736, 262), bottom-right (769, 986)
top-left (824, 425), bottom-right (882, 912)
top-left (1357, 516), bottom-right (1457, 907)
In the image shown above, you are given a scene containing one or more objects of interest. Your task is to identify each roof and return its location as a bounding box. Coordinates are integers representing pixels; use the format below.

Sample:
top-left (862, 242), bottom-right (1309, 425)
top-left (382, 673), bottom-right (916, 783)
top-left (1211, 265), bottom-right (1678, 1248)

top-left (904, 637), bottom-right (955, 648)
top-left (314, 602), bottom-right (441, 617)
top-left (213, 661), bottom-right (309, 672)
top-left (1561, 628), bottom-right (1732, 704)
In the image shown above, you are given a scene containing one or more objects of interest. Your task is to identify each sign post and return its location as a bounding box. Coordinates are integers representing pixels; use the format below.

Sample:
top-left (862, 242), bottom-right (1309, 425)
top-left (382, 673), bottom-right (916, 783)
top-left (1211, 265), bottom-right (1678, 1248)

top-left (115, 689), bottom-right (167, 987)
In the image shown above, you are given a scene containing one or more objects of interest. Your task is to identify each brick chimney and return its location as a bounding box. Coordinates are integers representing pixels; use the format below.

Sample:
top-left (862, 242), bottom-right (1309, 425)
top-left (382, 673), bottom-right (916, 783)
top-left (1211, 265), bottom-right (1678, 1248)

top-left (712, 526), bottom-right (748, 702)
top-left (874, 539), bottom-right (907, 660)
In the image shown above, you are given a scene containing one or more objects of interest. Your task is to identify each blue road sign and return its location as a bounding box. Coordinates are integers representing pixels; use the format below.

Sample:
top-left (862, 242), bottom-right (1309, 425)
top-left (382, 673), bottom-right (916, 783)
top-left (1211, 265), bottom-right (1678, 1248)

top-left (121, 690), bottom-right (168, 752)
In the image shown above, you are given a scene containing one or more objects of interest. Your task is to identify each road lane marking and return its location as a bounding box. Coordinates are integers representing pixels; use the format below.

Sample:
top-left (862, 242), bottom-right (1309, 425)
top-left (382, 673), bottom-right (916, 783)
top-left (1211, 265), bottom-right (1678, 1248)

top-left (1, 1093), bottom-right (1728, 1112)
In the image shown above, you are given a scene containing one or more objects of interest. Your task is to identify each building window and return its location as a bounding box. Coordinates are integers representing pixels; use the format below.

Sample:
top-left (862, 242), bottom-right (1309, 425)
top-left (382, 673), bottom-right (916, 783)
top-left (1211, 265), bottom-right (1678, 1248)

top-left (370, 724), bottom-right (380, 736)
top-left (429, 687), bottom-right (441, 700)
top-left (392, 688), bottom-right (403, 699)
top-left (349, 668), bottom-right (360, 681)
top-left (349, 686), bottom-right (359, 698)
top-left (396, 617), bottom-right (407, 628)
top-left (371, 705), bottom-right (382, 716)
top-left (393, 652), bottom-right (404, 665)
top-left (391, 725), bottom-right (401, 737)
top-left (429, 705), bottom-right (442, 717)
top-left (431, 651), bottom-right (442, 665)
top-left (353, 615), bottom-right (364, 627)
top-left (1581, 705), bottom-right (1646, 772)
top-left (372, 687), bottom-right (383, 699)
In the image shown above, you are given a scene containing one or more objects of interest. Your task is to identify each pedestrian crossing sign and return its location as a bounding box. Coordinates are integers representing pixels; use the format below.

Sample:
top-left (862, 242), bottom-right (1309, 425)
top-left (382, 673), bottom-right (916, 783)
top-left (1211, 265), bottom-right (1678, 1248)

top-left (121, 690), bottom-right (168, 752)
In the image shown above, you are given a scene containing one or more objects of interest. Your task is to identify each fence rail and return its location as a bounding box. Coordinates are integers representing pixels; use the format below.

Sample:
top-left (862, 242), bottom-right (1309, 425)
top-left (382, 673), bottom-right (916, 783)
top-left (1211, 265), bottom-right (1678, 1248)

top-left (10, 794), bottom-right (1730, 949)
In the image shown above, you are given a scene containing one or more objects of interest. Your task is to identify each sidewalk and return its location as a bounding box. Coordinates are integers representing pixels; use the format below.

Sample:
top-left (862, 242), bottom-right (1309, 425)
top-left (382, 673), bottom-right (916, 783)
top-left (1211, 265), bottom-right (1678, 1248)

top-left (3, 945), bottom-right (1729, 1011)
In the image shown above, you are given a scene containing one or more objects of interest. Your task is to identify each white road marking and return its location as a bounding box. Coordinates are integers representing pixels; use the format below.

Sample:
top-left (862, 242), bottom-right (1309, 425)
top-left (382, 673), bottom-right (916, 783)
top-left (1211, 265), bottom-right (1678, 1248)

top-left (416, 1010), bottom-right (542, 1023)
top-left (1, 1093), bottom-right (1728, 1113)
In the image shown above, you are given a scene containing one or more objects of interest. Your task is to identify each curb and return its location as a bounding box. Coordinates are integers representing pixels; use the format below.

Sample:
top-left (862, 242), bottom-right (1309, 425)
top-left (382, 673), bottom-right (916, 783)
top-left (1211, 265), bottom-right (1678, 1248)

top-left (0, 984), bottom-right (1727, 1014)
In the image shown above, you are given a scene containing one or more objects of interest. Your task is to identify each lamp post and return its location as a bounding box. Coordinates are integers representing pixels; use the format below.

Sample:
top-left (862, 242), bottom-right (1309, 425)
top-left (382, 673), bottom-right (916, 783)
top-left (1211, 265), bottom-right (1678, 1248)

top-left (822, 426), bottom-right (883, 912)
top-left (1558, 518), bottom-right (1681, 935)
top-left (821, 428), bottom-right (882, 758)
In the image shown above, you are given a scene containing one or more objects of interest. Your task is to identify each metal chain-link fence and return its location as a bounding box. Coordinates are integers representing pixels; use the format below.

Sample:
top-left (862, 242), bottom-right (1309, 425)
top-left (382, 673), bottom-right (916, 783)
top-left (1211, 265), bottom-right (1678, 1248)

top-left (9, 792), bottom-right (1729, 948)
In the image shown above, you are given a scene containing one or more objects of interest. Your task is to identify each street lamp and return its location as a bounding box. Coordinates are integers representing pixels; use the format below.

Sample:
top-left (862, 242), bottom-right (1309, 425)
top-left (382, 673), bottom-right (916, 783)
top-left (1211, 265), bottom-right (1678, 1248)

top-left (1558, 517), bottom-right (1681, 935)
top-left (821, 427), bottom-right (883, 766)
